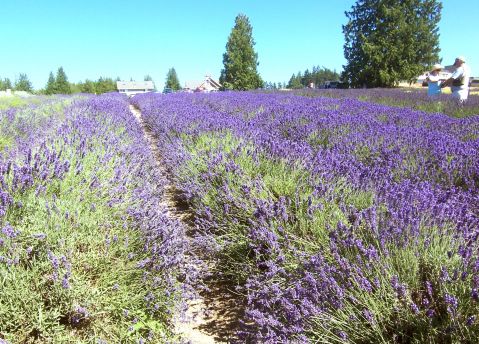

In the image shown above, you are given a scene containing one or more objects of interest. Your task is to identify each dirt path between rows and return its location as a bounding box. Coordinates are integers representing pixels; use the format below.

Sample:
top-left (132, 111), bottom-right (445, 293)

top-left (129, 105), bottom-right (242, 343)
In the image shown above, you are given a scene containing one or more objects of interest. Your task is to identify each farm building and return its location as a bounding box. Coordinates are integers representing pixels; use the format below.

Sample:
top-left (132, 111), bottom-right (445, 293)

top-left (183, 75), bottom-right (221, 93)
top-left (0, 89), bottom-right (33, 98)
top-left (116, 81), bottom-right (155, 97)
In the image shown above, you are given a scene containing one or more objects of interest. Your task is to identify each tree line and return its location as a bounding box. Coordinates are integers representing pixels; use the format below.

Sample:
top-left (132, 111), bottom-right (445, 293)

top-left (3, 1), bottom-right (442, 93)
top-left (45, 67), bottom-right (123, 95)
top-left (219, 0), bottom-right (442, 89)
top-left (287, 67), bottom-right (340, 89)
top-left (0, 69), bottom-right (121, 95)
top-left (0, 74), bottom-right (32, 92)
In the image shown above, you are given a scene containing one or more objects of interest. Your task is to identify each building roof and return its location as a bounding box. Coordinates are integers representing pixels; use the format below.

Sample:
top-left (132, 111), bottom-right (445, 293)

top-left (116, 81), bottom-right (155, 90)
top-left (184, 75), bottom-right (221, 91)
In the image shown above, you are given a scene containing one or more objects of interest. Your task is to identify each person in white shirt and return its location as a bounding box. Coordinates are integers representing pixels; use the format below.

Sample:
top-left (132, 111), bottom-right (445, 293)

top-left (441, 56), bottom-right (471, 104)
top-left (425, 64), bottom-right (443, 98)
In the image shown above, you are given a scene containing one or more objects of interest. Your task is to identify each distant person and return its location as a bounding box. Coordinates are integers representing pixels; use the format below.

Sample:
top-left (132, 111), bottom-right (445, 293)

top-left (441, 56), bottom-right (471, 104)
top-left (425, 64), bottom-right (443, 98)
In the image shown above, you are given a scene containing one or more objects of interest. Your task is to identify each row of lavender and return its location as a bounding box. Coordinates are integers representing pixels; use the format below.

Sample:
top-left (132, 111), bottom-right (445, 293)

top-left (0, 95), bottom-right (189, 343)
top-left (0, 96), bottom-right (73, 159)
top-left (133, 92), bottom-right (479, 343)
top-left (292, 87), bottom-right (479, 118)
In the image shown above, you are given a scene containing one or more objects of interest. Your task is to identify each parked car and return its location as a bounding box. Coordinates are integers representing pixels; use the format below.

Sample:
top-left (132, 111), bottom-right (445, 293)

top-left (163, 88), bottom-right (173, 94)
top-left (322, 81), bottom-right (348, 89)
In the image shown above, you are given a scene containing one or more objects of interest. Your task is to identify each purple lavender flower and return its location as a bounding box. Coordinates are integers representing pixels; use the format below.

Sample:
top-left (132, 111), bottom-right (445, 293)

top-left (362, 309), bottom-right (375, 324)
top-left (2, 223), bottom-right (19, 239)
top-left (32, 233), bottom-right (47, 240)
top-left (444, 293), bottom-right (458, 316)
top-left (408, 302), bottom-right (419, 314)
top-left (131, 90), bottom-right (479, 342)
top-left (471, 288), bottom-right (479, 301)
top-left (62, 274), bottom-right (70, 289)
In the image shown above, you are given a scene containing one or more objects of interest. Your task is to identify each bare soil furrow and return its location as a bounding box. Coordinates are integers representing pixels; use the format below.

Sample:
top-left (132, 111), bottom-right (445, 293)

top-left (129, 104), bottom-right (241, 344)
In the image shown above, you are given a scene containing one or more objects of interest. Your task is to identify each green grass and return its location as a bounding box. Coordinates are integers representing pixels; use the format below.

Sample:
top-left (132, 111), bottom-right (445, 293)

top-left (0, 96), bottom-right (28, 109)
top-left (0, 134), bottom-right (13, 152)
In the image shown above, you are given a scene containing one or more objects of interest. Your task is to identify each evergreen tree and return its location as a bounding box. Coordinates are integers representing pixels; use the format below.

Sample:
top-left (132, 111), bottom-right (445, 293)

top-left (342, 0), bottom-right (442, 87)
top-left (312, 66), bottom-right (340, 86)
top-left (0, 78), bottom-right (4, 91)
top-left (220, 14), bottom-right (263, 90)
top-left (164, 68), bottom-right (181, 91)
top-left (55, 67), bottom-right (72, 94)
top-left (287, 72), bottom-right (303, 89)
top-left (95, 77), bottom-right (116, 94)
top-left (69, 82), bottom-right (81, 94)
top-left (4, 78), bottom-right (12, 90)
top-left (14, 73), bottom-right (33, 92)
top-left (79, 79), bottom-right (96, 94)
top-left (45, 72), bottom-right (56, 95)
top-left (302, 69), bottom-right (313, 87)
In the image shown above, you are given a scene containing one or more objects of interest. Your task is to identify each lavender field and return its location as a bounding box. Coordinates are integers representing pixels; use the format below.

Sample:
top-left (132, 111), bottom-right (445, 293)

top-left (0, 95), bottom-right (188, 343)
top-left (1, 91), bottom-right (479, 343)
top-left (132, 91), bottom-right (479, 343)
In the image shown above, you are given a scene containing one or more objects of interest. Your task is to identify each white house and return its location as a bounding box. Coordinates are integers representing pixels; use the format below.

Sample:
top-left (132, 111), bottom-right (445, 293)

top-left (183, 75), bottom-right (221, 93)
top-left (116, 81), bottom-right (155, 97)
top-left (0, 89), bottom-right (32, 98)
top-left (0, 89), bottom-right (13, 97)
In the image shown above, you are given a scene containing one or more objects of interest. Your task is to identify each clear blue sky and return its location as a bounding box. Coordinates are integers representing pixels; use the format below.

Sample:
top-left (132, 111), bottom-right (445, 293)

top-left (0, 0), bottom-right (477, 90)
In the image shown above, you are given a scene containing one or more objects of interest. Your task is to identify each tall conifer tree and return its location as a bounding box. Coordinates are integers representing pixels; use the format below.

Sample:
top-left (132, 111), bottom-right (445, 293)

top-left (164, 68), bottom-right (181, 91)
top-left (55, 67), bottom-right (72, 94)
top-left (45, 72), bottom-right (56, 95)
top-left (14, 74), bottom-right (33, 92)
top-left (342, 0), bottom-right (442, 87)
top-left (220, 14), bottom-right (263, 90)
top-left (4, 78), bottom-right (12, 90)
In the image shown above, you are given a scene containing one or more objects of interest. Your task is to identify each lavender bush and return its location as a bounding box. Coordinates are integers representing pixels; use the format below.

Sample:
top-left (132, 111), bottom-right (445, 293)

top-left (133, 91), bottom-right (479, 343)
top-left (0, 94), bottom-right (190, 343)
